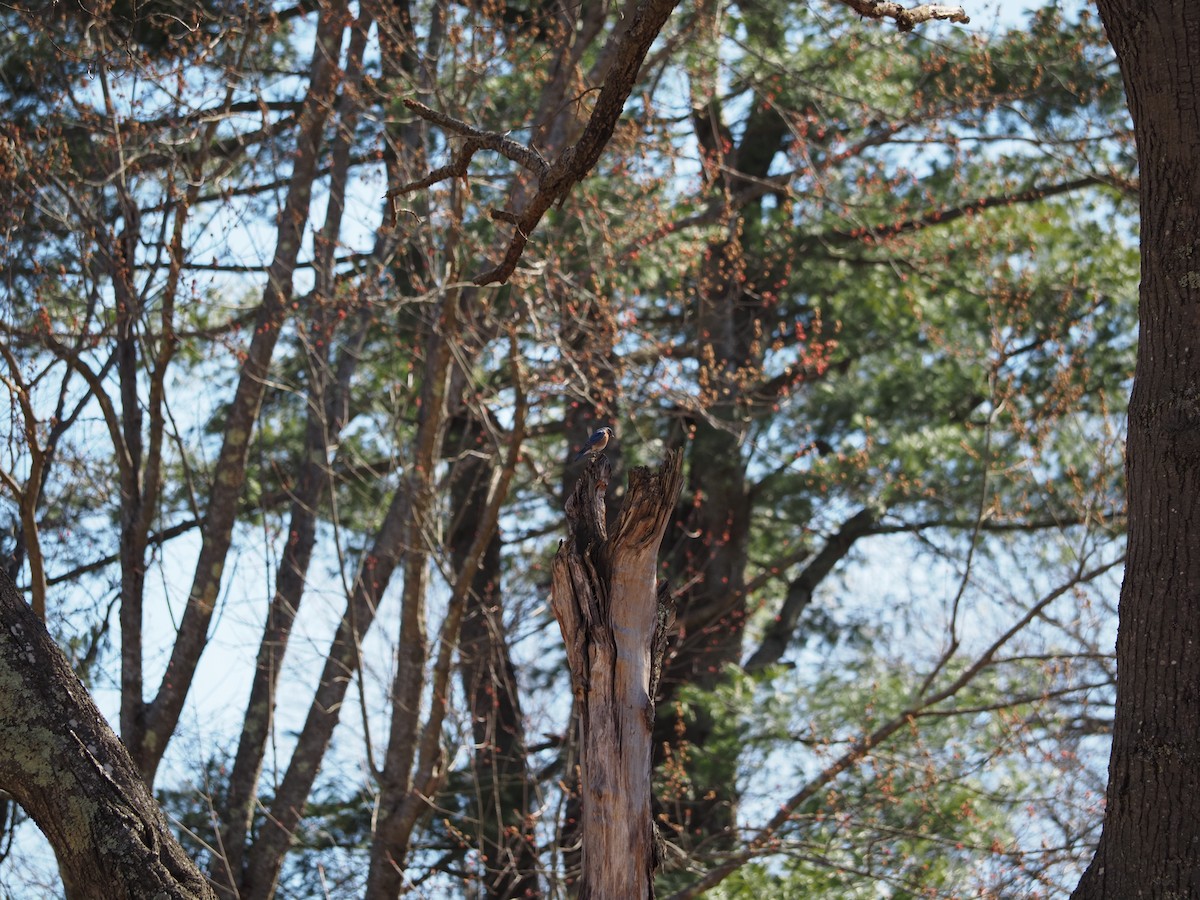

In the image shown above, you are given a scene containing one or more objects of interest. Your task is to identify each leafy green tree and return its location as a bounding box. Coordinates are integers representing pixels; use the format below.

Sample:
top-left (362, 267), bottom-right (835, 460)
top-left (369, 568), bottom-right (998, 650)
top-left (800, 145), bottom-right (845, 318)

top-left (0, 1), bottom-right (1136, 897)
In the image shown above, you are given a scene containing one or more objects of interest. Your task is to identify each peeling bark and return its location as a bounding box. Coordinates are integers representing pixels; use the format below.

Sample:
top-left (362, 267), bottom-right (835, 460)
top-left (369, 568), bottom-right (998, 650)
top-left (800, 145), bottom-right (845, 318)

top-left (550, 451), bottom-right (683, 899)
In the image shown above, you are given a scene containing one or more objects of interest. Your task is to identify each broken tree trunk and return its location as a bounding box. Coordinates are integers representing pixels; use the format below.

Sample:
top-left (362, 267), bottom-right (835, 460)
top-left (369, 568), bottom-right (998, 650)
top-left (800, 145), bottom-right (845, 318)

top-left (551, 450), bottom-right (684, 899)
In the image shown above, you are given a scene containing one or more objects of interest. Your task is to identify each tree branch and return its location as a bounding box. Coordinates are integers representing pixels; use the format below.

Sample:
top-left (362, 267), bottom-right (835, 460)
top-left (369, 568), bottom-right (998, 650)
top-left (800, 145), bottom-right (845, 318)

top-left (744, 507), bottom-right (877, 673)
top-left (668, 554), bottom-right (1124, 899)
top-left (829, 176), bottom-right (1114, 243)
top-left (833, 0), bottom-right (969, 31)
top-left (0, 568), bottom-right (215, 899)
top-left (391, 0), bottom-right (682, 285)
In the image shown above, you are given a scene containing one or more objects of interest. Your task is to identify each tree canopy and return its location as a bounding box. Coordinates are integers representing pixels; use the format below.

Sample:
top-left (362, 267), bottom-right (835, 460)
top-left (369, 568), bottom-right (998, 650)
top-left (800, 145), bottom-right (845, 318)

top-left (0, 0), bottom-right (1136, 896)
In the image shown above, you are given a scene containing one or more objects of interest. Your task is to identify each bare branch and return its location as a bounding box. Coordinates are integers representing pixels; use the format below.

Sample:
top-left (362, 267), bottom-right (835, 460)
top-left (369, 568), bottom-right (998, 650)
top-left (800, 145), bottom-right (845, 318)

top-left (744, 507), bottom-right (877, 673)
top-left (834, 0), bottom-right (970, 31)
top-left (667, 554), bottom-right (1124, 900)
top-left (392, 0), bottom-right (682, 285)
top-left (831, 175), bottom-right (1117, 243)
top-left (402, 99), bottom-right (550, 176)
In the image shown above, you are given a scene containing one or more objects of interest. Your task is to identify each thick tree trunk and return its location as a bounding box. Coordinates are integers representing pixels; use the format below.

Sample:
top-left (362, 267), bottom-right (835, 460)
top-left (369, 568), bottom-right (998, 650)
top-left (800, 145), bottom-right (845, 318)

top-left (551, 451), bottom-right (683, 899)
top-left (0, 569), bottom-right (214, 899)
top-left (1074, 3), bottom-right (1200, 897)
top-left (653, 420), bottom-right (749, 850)
top-left (649, 57), bottom-right (792, 849)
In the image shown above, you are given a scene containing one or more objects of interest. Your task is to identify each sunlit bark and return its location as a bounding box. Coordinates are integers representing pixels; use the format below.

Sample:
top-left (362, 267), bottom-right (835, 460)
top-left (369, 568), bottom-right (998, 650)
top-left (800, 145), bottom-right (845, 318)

top-left (551, 452), bottom-right (683, 898)
top-left (0, 569), bottom-right (214, 900)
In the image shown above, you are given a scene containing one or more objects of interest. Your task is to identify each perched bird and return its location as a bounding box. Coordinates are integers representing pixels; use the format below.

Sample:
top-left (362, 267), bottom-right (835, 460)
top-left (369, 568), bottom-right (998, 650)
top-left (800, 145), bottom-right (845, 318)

top-left (572, 426), bottom-right (614, 462)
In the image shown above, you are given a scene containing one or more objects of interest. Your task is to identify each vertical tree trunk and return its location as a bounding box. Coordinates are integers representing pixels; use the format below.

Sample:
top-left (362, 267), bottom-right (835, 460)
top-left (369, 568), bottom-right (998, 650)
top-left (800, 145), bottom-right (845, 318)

top-left (450, 414), bottom-right (541, 899)
top-left (135, 0), bottom-right (350, 782)
top-left (1074, 3), bottom-right (1200, 897)
top-left (364, 297), bottom-right (457, 898)
top-left (214, 21), bottom-right (372, 886)
top-left (551, 451), bottom-right (683, 899)
top-left (651, 45), bottom-right (792, 848)
top-left (365, 331), bottom-right (529, 896)
top-left (653, 420), bottom-right (749, 850)
top-left (239, 474), bottom-right (411, 900)
top-left (213, 304), bottom-right (369, 898)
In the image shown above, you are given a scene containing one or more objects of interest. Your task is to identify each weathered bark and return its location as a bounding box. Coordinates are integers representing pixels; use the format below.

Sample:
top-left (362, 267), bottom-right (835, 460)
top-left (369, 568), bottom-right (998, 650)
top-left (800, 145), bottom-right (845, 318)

top-left (551, 450), bottom-right (684, 899)
top-left (1073, 3), bottom-right (1200, 898)
top-left (0, 568), bottom-right (214, 900)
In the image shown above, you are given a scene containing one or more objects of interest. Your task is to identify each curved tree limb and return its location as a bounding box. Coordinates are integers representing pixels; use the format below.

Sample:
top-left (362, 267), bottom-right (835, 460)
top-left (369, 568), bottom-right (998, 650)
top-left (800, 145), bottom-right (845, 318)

top-left (0, 569), bottom-right (214, 900)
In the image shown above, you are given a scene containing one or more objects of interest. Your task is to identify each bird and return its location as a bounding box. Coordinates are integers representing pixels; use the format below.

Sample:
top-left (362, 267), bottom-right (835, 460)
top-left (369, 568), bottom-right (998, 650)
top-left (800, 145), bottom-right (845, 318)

top-left (572, 426), bottom-right (614, 462)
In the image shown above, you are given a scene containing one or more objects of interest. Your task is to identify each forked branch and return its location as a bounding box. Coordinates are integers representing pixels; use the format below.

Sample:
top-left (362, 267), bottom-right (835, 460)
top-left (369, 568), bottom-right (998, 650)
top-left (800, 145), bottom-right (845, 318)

top-left (389, 0), bottom-right (682, 286)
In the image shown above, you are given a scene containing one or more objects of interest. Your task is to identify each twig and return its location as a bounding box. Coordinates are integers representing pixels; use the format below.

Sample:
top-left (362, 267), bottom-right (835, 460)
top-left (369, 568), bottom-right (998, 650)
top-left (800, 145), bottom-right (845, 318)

top-left (402, 99), bottom-right (550, 176)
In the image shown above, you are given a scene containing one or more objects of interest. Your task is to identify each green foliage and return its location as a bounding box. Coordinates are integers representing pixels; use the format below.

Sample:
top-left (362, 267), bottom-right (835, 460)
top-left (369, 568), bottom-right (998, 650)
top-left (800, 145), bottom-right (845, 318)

top-left (0, 0), bottom-right (1132, 895)
top-left (660, 653), bottom-right (1096, 897)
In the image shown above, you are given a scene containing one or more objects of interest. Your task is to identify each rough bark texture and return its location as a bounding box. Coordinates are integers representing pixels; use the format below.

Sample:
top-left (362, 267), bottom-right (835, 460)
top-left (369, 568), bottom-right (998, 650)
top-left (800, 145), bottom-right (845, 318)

top-left (1074, 3), bottom-right (1200, 898)
top-left (551, 450), bottom-right (684, 899)
top-left (0, 568), bottom-right (214, 900)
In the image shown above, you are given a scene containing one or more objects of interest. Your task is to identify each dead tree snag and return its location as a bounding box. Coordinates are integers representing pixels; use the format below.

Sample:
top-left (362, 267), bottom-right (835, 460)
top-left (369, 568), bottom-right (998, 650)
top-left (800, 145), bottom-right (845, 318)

top-left (550, 450), bottom-right (684, 898)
